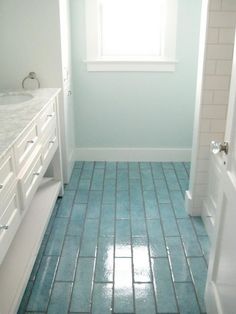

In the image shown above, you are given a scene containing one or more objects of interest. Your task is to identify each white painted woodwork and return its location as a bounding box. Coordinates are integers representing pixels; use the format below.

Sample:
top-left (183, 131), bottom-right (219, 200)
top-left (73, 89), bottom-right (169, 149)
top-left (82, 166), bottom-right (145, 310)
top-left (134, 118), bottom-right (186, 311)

top-left (205, 30), bottom-right (236, 314)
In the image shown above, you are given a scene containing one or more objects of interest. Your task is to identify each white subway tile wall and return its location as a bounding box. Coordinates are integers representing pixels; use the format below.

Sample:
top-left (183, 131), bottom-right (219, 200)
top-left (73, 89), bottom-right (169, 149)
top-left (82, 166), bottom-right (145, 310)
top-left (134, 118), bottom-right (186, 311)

top-left (192, 0), bottom-right (236, 214)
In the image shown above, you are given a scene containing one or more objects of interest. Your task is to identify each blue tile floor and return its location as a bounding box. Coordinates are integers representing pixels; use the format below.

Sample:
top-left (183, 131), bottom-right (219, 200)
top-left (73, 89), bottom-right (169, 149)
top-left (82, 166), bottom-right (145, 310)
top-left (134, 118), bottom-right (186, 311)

top-left (18, 162), bottom-right (210, 314)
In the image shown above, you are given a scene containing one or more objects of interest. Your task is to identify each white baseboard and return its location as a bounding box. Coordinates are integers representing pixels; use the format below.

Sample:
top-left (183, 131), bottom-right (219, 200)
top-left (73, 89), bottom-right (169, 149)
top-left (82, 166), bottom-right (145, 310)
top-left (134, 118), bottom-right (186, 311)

top-left (73, 147), bottom-right (191, 162)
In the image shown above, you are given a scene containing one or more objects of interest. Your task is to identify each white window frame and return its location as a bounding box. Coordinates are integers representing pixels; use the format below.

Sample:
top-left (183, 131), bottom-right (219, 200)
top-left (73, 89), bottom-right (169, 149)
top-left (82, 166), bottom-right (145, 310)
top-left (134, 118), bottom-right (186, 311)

top-left (85, 0), bottom-right (178, 72)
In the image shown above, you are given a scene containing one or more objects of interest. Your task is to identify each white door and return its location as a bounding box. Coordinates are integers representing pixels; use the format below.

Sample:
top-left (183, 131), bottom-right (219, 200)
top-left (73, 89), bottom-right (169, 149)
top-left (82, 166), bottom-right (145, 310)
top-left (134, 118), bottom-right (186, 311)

top-left (205, 32), bottom-right (236, 314)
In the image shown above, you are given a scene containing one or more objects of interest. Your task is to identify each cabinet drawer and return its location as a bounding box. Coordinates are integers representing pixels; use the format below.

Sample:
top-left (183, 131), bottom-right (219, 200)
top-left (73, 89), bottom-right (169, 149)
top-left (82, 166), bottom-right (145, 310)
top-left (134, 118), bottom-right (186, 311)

top-left (19, 152), bottom-right (43, 210)
top-left (38, 100), bottom-right (56, 135)
top-left (0, 185), bottom-right (21, 265)
top-left (42, 125), bottom-right (58, 164)
top-left (14, 122), bottom-right (39, 171)
top-left (0, 149), bottom-right (16, 201)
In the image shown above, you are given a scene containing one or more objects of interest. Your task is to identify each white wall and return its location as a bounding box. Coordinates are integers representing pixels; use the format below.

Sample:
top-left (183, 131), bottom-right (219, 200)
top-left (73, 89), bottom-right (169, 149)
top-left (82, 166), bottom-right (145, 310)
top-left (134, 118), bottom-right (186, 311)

top-left (187, 0), bottom-right (236, 216)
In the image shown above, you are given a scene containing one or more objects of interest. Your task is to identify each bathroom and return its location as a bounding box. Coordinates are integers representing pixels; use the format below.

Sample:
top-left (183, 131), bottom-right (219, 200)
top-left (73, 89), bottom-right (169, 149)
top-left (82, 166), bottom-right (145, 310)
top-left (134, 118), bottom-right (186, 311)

top-left (0, 0), bottom-right (235, 313)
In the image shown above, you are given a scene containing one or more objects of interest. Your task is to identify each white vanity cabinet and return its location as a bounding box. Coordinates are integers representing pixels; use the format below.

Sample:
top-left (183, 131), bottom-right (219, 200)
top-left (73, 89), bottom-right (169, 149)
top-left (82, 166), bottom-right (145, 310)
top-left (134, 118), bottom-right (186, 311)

top-left (0, 89), bottom-right (63, 314)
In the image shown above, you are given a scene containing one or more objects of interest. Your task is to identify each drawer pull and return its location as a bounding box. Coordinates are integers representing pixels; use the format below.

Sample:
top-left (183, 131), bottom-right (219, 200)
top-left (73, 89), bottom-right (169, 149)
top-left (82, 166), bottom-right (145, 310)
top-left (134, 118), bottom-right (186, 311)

top-left (49, 140), bottom-right (55, 144)
top-left (0, 184), bottom-right (3, 190)
top-left (33, 172), bottom-right (40, 176)
top-left (47, 114), bottom-right (53, 118)
top-left (27, 140), bottom-right (35, 144)
top-left (0, 225), bottom-right (9, 230)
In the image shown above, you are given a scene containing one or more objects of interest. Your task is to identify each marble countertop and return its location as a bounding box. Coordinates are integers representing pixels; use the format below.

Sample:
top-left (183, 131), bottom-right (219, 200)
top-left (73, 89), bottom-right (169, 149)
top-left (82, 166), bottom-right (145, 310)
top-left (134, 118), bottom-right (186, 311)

top-left (0, 88), bottom-right (60, 159)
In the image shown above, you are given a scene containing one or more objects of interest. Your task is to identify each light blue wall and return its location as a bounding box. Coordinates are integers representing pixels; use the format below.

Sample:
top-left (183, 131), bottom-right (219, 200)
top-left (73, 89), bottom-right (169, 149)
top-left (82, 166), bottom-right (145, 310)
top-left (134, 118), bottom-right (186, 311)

top-left (70, 0), bottom-right (202, 148)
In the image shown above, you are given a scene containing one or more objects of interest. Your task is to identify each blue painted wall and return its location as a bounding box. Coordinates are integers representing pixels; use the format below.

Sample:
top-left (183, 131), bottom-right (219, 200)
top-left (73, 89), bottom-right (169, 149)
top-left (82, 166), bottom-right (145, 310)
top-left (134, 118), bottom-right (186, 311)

top-left (70, 0), bottom-right (202, 149)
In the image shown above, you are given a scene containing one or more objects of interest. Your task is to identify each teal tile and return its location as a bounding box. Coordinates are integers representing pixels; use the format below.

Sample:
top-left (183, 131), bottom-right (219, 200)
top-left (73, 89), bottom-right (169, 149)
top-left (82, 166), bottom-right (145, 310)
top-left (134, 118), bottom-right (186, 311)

top-left (105, 162), bottom-right (116, 179)
top-left (95, 237), bottom-right (114, 282)
top-left (198, 236), bottom-right (210, 263)
top-left (74, 161), bottom-right (83, 169)
top-left (56, 190), bottom-right (76, 217)
top-left (117, 162), bottom-right (128, 170)
top-left (56, 236), bottom-right (80, 281)
top-left (173, 162), bottom-right (189, 180)
top-left (92, 283), bottom-right (112, 314)
top-left (103, 179), bottom-right (116, 204)
top-left (67, 203), bottom-right (86, 236)
top-left (134, 283), bottom-right (156, 314)
top-left (87, 191), bottom-right (102, 219)
top-left (175, 282), bottom-right (201, 314)
top-left (74, 188), bottom-right (89, 204)
top-left (146, 220), bottom-right (167, 257)
top-left (162, 162), bottom-right (174, 170)
top-left (131, 219), bottom-right (147, 237)
top-left (143, 190), bottom-right (159, 219)
top-left (131, 205), bottom-right (145, 220)
top-left (129, 165), bottom-right (141, 179)
top-left (115, 220), bottom-right (131, 257)
top-left (151, 163), bottom-right (165, 180)
top-left (44, 218), bottom-right (68, 256)
top-left (117, 170), bottom-right (129, 190)
top-left (160, 203), bottom-right (179, 236)
top-left (133, 237), bottom-right (151, 282)
top-left (191, 217), bottom-right (207, 236)
top-left (116, 190), bottom-right (130, 219)
top-left (47, 282), bottom-right (72, 314)
top-left (170, 190), bottom-right (188, 218)
top-left (163, 169), bottom-right (181, 191)
top-left (188, 257), bottom-right (207, 313)
top-left (80, 162), bottom-right (94, 180)
top-left (70, 257), bottom-right (95, 312)
top-left (114, 258), bottom-right (134, 313)
top-left (80, 219), bottom-right (99, 257)
top-left (30, 236), bottom-right (48, 280)
top-left (179, 178), bottom-right (189, 191)
top-left (177, 219), bottom-right (202, 257)
top-left (100, 204), bottom-right (115, 237)
top-left (155, 179), bottom-right (170, 203)
top-left (65, 168), bottom-right (81, 191)
top-left (95, 161), bottom-right (105, 168)
top-left (140, 162), bottom-right (151, 169)
top-left (166, 237), bottom-right (191, 282)
top-left (91, 168), bottom-right (105, 190)
top-left (17, 281), bottom-right (34, 314)
top-left (152, 258), bottom-right (178, 313)
top-left (141, 168), bottom-right (155, 190)
top-left (27, 256), bottom-right (59, 312)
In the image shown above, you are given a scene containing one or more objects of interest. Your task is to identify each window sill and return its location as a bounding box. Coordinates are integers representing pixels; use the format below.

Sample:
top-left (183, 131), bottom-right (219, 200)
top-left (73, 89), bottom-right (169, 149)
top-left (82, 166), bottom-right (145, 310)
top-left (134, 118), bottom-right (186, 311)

top-left (84, 59), bottom-right (178, 72)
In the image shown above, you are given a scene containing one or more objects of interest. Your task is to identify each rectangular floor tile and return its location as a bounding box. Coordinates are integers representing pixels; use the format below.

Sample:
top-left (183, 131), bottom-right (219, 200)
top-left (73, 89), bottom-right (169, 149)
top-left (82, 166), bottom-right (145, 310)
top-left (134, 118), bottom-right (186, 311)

top-left (155, 179), bottom-right (170, 203)
top-left (191, 217), bottom-right (208, 236)
top-left (65, 168), bottom-right (81, 191)
top-left (188, 257), bottom-right (207, 313)
top-left (95, 237), bottom-right (114, 282)
top-left (160, 204), bottom-right (179, 236)
top-left (86, 191), bottom-right (102, 219)
top-left (143, 190), bottom-right (159, 219)
top-left (151, 163), bottom-right (165, 180)
top-left (146, 220), bottom-right (167, 257)
top-left (115, 220), bottom-right (131, 257)
top-left (103, 179), bottom-right (116, 204)
top-left (166, 237), bottom-right (191, 282)
top-left (134, 283), bottom-right (156, 314)
top-left (198, 235), bottom-right (210, 263)
top-left (91, 169), bottom-right (105, 190)
top-left (175, 282), bottom-right (201, 314)
top-left (92, 283), bottom-right (113, 314)
top-left (116, 190), bottom-right (130, 219)
top-left (114, 258), bottom-right (134, 313)
top-left (131, 219), bottom-right (147, 237)
top-left (80, 219), bottom-right (99, 257)
top-left (152, 258), bottom-right (178, 313)
top-left (56, 236), bottom-right (80, 281)
top-left (56, 190), bottom-right (76, 218)
top-left (141, 168), bottom-right (155, 191)
top-left (117, 170), bottom-right (129, 190)
top-left (66, 203), bottom-right (86, 237)
top-left (47, 282), bottom-right (72, 314)
top-left (163, 169), bottom-right (181, 191)
top-left (100, 204), bottom-right (115, 237)
top-left (44, 218), bottom-right (68, 256)
top-left (169, 190), bottom-right (188, 218)
top-left (133, 237), bottom-right (152, 282)
top-left (70, 257), bottom-right (95, 313)
top-left (27, 256), bottom-right (59, 312)
top-left (177, 219), bottom-right (202, 257)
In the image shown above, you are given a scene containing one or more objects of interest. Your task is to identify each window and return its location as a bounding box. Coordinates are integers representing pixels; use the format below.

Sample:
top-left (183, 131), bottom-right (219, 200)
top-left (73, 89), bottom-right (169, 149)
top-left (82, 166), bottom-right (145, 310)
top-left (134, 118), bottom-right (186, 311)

top-left (85, 0), bottom-right (178, 71)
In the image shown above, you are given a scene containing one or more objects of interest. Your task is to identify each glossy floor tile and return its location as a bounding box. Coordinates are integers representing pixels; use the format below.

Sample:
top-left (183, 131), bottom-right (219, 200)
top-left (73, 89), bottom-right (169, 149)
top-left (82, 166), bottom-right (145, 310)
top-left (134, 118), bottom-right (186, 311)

top-left (18, 162), bottom-right (210, 314)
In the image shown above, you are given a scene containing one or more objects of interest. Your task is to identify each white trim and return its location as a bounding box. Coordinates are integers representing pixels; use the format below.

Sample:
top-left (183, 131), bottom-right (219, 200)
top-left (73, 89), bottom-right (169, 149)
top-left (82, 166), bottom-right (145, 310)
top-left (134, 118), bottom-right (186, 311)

top-left (73, 147), bottom-right (191, 162)
top-left (185, 190), bottom-right (193, 214)
top-left (84, 60), bottom-right (177, 72)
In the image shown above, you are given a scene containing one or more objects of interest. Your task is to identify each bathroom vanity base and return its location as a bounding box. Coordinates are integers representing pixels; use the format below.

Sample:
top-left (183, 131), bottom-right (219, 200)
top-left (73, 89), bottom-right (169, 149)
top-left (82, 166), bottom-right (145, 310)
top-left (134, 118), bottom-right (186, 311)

top-left (0, 178), bottom-right (61, 314)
